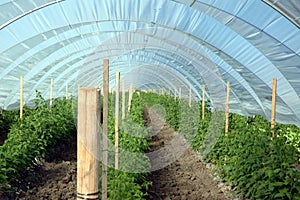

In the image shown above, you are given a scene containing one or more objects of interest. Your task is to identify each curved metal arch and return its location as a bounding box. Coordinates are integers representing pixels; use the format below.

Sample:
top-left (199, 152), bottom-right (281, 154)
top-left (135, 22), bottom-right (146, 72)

top-left (5, 27), bottom-right (223, 102)
top-left (0, 0), bottom-right (296, 94)
top-left (2, 18), bottom-right (295, 104)
top-left (188, 0), bottom-right (300, 55)
top-left (33, 32), bottom-right (271, 118)
top-left (1, 0), bottom-right (298, 122)
top-left (1, 18), bottom-right (293, 111)
top-left (65, 51), bottom-right (203, 96)
top-left (3, 26), bottom-right (270, 117)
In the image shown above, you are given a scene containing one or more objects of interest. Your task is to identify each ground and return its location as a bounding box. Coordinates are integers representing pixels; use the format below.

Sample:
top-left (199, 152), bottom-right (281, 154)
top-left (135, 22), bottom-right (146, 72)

top-left (0, 138), bottom-right (77, 200)
top-left (0, 108), bottom-right (240, 200)
top-left (144, 107), bottom-right (236, 200)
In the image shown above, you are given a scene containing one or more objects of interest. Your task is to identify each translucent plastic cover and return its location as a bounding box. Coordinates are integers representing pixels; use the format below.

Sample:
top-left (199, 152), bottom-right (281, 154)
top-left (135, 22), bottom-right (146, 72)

top-left (0, 0), bottom-right (299, 126)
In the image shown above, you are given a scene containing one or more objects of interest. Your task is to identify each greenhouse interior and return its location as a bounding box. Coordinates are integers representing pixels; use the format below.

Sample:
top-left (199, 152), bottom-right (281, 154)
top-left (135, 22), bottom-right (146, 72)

top-left (0, 0), bottom-right (300, 199)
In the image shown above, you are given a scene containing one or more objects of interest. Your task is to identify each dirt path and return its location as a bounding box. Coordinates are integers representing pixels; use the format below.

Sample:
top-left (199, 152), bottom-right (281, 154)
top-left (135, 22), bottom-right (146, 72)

top-left (145, 107), bottom-right (231, 200)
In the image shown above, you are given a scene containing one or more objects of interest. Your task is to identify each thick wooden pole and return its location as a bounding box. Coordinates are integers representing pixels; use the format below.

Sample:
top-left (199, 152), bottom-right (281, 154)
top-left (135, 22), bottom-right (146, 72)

top-left (102, 59), bottom-right (109, 200)
top-left (122, 80), bottom-right (125, 120)
top-left (20, 76), bottom-right (23, 119)
top-left (225, 81), bottom-right (230, 135)
top-left (202, 85), bottom-right (205, 120)
top-left (66, 83), bottom-right (68, 100)
top-left (271, 78), bottom-right (277, 139)
top-left (115, 72), bottom-right (120, 169)
top-left (50, 79), bottom-right (53, 108)
top-left (77, 88), bottom-right (100, 200)
top-left (189, 86), bottom-right (192, 107)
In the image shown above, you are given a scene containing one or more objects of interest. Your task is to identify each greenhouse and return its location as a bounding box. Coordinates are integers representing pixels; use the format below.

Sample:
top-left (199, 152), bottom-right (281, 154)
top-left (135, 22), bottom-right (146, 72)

top-left (0, 0), bottom-right (300, 199)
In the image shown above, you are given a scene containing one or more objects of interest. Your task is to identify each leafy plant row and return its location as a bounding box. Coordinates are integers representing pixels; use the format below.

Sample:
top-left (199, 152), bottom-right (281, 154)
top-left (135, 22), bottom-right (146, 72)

top-left (0, 91), bottom-right (76, 192)
top-left (102, 92), bottom-right (151, 199)
top-left (0, 90), bottom-right (151, 199)
top-left (140, 91), bottom-right (300, 199)
top-left (0, 109), bottom-right (19, 145)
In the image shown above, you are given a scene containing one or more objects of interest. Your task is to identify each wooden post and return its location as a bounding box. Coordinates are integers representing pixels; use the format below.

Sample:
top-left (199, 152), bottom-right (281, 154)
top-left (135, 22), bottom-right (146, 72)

top-left (179, 88), bottom-right (181, 100)
top-left (202, 85), bottom-right (205, 120)
top-left (50, 79), bottom-right (53, 108)
top-left (271, 78), bottom-right (277, 139)
top-left (20, 76), bottom-right (23, 119)
top-left (66, 83), bottom-right (68, 100)
top-left (225, 81), bottom-right (230, 135)
top-left (115, 72), bottom-right (120, 169)
top-left (189, 86), bottom-right (192, 107)
top-left (174, 89), bottom-right (177, 101)
top-left (128, 83), bottom-right (133, 112)
top-left (122, 80), bottom-right (125, 120)
top-left (77, 88), bottom-right (100, 200)
top-left (102, 59), bottom-right (109, 200)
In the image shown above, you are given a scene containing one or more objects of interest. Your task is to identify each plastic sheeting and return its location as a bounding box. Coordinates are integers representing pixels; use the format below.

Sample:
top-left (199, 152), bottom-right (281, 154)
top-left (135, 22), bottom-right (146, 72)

top-left (262, 0), bottom-right (300, 28)
top-left (0, 0), bottom-right (299, 126)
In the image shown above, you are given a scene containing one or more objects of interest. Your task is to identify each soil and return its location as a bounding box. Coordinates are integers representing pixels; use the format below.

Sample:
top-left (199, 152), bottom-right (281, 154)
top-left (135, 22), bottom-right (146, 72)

top-left (0, 133), bottom-right (7, 146)
top-left (144, 107), bottom-right (236, 200)
top-left (0, 137), bottom-right (77, 200)
top-left (0, 107), bottom-right (239, 200)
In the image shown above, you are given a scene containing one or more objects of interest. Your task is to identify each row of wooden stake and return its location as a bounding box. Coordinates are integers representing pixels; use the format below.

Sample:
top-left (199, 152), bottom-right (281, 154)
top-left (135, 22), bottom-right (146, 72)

top-left (77, 60), bottom-right (136, 200)
top-left (19, 76), bottom-right (69, 119)
top-left (19, 66), bottom-right (277, 199)
top-left (224, 79), bottom-right (277, 139)
top-left (151, 79), bottom-right (277, 138)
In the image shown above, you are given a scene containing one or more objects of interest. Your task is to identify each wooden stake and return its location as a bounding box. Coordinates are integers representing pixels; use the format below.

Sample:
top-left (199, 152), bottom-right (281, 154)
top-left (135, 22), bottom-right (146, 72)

top-left (50, 79), bottom-right (53, 108)
top-left (20, 76), bottom-right (23, 119)
top-left (115, 72), bottom-right (120, 169)
top-left (77, 88), bottom-right (100, 200)
top-left (174, 89), bottom-right (177, 101)
top-left (202, 85), bottom-right (205, 120)
top-left (179, 88), bottom-right (181, 100)
top-left (128, 83), bottom-right (133, 112)
top-left (66, 83), bottom-right (68, 100)
top-left (102, 59), bottom-right (109, 200)
top-left (122, 80), bottom-right (125, 120)
top-left (189, 86), bottom-right (192, 107)
top-left (225, 81), bottom-right (230, 135)
top-left (271, 78), bottom-right (277, 139)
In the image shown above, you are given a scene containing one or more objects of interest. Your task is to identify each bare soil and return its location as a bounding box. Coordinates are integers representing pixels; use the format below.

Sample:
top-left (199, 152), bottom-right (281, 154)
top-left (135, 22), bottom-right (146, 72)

top-left (0, 137), bottom-right (77, 200)
top-left (0, 107), bottom-right (237, 200)
top-left (144, 107), bottom-right (232, 200)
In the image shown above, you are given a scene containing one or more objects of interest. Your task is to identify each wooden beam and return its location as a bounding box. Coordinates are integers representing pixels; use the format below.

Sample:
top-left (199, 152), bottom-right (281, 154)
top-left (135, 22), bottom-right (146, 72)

top-left (115, 72), bottom-right (120, 169)
top-left (271, 78), bottom-right (277, 139)
top-left (102, 59), bottom-right (109, 200)
top-left (225, 81), bottom-right (230, 135)
top-left (77, 88), bottom-right (100, 200)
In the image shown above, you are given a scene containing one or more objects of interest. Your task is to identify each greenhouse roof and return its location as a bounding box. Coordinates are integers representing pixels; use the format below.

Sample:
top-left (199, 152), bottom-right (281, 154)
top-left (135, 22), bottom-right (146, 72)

top-left (0, 0), bottom-right (300, 126)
